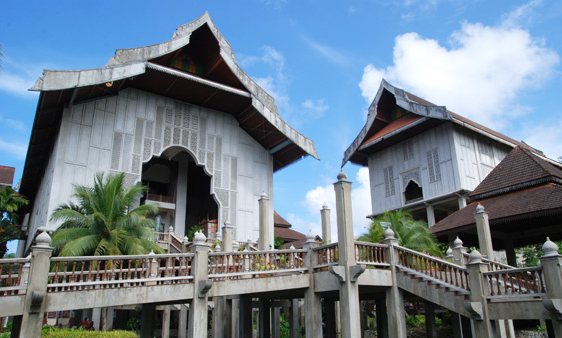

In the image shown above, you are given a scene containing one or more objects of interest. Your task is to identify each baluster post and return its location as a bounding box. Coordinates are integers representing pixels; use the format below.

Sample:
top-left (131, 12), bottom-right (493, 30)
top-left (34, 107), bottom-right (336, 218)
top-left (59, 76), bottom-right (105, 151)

top-left (20, 230), bottom-right (53, 338)
top-left (466, 250), bottom-right (494, 337)
top-left (382, 228), bottom-right (406, 337)
top-left (451, 237), bottom-right (467, 267)
top-left (303, 231), bottom-right (322, 338)
top-left (539, 238), bottom-right (562, 337)
top-left (188, 231), bottom-right (211, 338)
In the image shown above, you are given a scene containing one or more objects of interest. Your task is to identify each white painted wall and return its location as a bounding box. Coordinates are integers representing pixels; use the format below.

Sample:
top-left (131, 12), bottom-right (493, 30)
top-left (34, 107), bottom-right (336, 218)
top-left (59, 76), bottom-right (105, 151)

top-left (28, 88), bottom-right (274, 244)
top-left (368, 122), bottom-right (512, 217)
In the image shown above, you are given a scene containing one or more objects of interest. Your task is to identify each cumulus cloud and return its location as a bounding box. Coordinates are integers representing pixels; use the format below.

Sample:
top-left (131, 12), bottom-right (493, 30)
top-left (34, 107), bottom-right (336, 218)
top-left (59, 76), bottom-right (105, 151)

top-left (297, 167), bottom-right (372, 240)
top-left (301, 99), bottom-right (329, 119)
top-left (358, 18), bottom-right (559, 129)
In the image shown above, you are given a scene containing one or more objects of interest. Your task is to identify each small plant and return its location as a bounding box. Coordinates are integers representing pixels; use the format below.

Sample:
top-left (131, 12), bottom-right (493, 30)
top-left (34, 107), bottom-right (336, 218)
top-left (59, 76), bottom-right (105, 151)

top-left (126, 317), bottom-right (141, 331)
top-left (187, 225), bottom-right (202, 241)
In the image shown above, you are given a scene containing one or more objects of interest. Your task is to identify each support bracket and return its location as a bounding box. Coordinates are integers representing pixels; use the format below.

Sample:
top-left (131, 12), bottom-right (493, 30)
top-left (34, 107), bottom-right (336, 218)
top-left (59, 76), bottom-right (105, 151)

top-left (349, 265), bottom-right (366, 283)
top-left (198, 280), bottom-right (213, 299)
top-left (328, 266), bottom-right (346, 283)
top-left (463, 302), bottom-right (483, 320)
top-left (543, 299), bottom-right (562, 320)
top-left (29, 291), bottom-right (44, 313)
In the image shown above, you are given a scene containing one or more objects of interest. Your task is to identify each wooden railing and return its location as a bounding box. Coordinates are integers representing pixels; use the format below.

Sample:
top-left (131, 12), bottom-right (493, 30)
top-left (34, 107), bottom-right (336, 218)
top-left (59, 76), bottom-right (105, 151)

top-left (47, 253), bottom-right (193, 292)
top-left (395, 246), bottom-right (470, 292)
top-left (208, 249), bottom-right (307, 280)
top-left (0, 257), bottom-right (30, 296)
top-left (355, 242), bottom-right (388, 267)
top-left (313, 243), bottom-right (339, 270)
top-left (484, 266), bottom-right (545, 297)
top-left (463, 252), bottom-right (514, 271)
top-left (146, 193), bottom-right (175, 204)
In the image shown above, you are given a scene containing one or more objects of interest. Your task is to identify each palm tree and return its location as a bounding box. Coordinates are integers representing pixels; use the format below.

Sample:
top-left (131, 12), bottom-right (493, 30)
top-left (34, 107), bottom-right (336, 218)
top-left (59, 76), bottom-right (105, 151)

top-left (50, 172), bottom-right (163, 257)
top-left (359, 209), bottom-right (440, 256)
top-left (0, 187), bottom-right (29, 257)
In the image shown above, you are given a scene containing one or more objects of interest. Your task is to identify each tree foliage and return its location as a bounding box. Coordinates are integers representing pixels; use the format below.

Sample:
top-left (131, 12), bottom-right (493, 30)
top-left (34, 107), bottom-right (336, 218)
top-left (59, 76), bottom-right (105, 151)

top-left (0, 186), bottom-right (29, 257)
top-left (359, 209), bottom-right (440, 256)
top-left (50, 173), bottom-right (163, 257)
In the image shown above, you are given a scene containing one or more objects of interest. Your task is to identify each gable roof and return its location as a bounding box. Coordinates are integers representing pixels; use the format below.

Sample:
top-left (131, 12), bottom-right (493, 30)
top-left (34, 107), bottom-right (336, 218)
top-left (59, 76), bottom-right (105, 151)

top-left (342, 80), bottom-right (538, 167)
top-left (274, 211), bottom-right (292, 228)
top-left (21, 13), bottom-right (318, 199)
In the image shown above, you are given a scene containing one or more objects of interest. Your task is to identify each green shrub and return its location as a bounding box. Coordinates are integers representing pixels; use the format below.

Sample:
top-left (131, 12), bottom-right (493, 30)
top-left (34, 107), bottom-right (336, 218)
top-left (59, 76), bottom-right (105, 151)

top-left (41, 327), bottom-right (138, 337)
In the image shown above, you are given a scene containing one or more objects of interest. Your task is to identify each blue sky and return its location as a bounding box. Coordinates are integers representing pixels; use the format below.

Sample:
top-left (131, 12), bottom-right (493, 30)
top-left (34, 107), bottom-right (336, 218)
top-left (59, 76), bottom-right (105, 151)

top-left (1, 0), bottom-right (562, 252)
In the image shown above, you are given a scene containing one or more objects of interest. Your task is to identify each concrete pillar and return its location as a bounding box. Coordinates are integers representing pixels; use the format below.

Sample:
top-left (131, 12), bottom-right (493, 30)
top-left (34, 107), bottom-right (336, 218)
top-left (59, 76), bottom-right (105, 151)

top-left (289, 299), bottom-right (299, 338)
top-left (539, 239), bottom-right (562, 337)
top-left (425, 302), bottom-right (437, 338)
top-left (188, 231), bottom-right (212, 338)
top-left (102, 307), bottom-right (114, 331)
top-left (335, 301), bottom-right (341, 338)
top-left (239, 296), bottom-right (253, 338)
top-left (222, 220), bottom-right (234, 252)
top-left (375, 298), bottom-right (388, 338)
top-left (178, 304), bottom-right (187, 338)
top-left (272, 307), bottom-right (280, 338)
top-left (465, 250), bottom-right (494, 337)
top-left (303, 234), bottom-right (322, 338)
top-left (259, 192), bottom-right (271, 250)
top-left (324, 298), bottom-right (337, 338)
top-left (19, 231), bottom-right (53, 338)
top-left (474, 204), bottom-right (494, 259)
top-left (141, 305), bottom-right (156, 338)
top-left (382, 229), bottom-right (407, 338)
top-left (259, 299), bottom-right (271, 338)
top-left (321, 203), bottom-right (331, 243)
top-left (175, 155), bottom-right (189, 237)
top-left (503, 239), bottom-right (517, 267)
top-left (458, 195), bottom-right (467, 209)
top-left (92, 307), bottom-right (101, 331)
top-left (452, 237), bottom-right (467, 267)
top-left (426, 203), bottom-right (436, 227)
top-left (162, 305), bottom-right (171, 338)
top-left (333, 170), bottom-right (364, 338)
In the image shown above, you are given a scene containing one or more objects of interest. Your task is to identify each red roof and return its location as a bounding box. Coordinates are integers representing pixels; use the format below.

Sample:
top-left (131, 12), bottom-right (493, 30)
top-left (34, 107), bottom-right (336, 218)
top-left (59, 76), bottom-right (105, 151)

top-left (274, 226), bottom-right (306, 242)
top-left (0, 166), bottom-right (15, 187)
top-left (361, 113), bottom-right (422, 146)
top-left (274, 210), bottom-right (292, 228)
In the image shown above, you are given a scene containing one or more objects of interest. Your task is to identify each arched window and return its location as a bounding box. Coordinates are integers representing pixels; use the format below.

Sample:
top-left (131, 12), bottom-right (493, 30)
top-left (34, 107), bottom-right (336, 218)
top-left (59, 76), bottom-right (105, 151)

top-left (404, 180), bottom-right (423, 203)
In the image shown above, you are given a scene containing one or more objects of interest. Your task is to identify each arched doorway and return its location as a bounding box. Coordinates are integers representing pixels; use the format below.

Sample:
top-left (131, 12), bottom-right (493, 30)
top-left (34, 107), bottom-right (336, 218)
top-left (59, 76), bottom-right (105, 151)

top-left (141, 148), bottom-right (218, 238)
top-left (404, 180), bottom-right (423, 204)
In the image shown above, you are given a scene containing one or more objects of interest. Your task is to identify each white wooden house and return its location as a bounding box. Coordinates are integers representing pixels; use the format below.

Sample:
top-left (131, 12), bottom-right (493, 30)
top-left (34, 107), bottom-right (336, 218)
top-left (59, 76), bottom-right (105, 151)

top-left (343, 80), bottom-right (536, 225)
top-left (19, 13), bottom-right (318, 251)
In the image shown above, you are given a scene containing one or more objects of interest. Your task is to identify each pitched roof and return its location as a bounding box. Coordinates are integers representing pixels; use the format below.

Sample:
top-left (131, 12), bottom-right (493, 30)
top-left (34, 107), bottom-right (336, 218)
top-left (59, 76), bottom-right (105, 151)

top-left (470, 147), bottom-right (562, 200)
top-left (430, 183), bottom-right (562, 235)
top-left (0, 166), bottom-right (15, 187)
top-left (274, 211), bottom-right (292, 228)
top-left (431, 146), bottom-right (562, 238)
top-left (21, 13), bottom-right (318, 199)
top-left (274, 226), bottom-right (306, 242)
top-left (343, 80), bottom-right (539, 167)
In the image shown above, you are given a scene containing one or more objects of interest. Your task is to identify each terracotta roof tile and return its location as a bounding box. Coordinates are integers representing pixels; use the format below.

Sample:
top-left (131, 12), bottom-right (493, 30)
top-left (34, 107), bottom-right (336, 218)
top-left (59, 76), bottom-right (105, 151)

top-left (274, 211), bottom-right (292, 228)
top-left (431, 183), bottom-right (562, 234)
top-left (274, 226), bottom-right (306, 242)
top-left (0, 166), bottom-right (15, 186)
top-left (470, 147), bottom-right (562, 199)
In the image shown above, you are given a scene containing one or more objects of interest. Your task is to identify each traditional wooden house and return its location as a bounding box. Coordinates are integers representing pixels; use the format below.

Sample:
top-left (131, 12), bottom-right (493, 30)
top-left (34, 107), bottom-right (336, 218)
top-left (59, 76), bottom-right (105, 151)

top-left (18, 13), bottom-right (318, 251)
top-left (343, 80), bottom-right (537, 226)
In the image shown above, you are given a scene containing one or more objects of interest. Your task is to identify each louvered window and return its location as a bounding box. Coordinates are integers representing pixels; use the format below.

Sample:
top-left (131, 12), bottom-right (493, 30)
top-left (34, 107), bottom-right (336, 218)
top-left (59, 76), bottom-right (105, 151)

top-left (384, 166), bottom-right (395, 197)
top-left (403, 140), bottom-right (414, 161)
top-left (426, 148), bottom-right (441, 183)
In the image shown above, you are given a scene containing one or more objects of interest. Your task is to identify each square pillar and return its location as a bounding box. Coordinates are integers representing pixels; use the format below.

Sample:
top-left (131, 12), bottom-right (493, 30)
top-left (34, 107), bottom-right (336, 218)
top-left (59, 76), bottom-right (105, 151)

top-left (239, 296), bottom-right (253, 338)
top-left (259, 299), bottom-right (271, 338)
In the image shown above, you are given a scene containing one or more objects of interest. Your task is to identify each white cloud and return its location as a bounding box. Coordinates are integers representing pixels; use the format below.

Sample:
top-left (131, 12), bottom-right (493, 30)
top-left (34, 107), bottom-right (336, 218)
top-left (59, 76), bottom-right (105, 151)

top-left (301, 99), bottom-right (328, 119)
top-left (0, 72), bottom-right (38, 98)
top-left (0, 139), bottom-right (28, 160)
top-left (299, 167), bottom-right (372, 241)
top-left (517, 121), bottom-right (562, 160)
top-left (302, 36), bottom-right (349, 67)
top-left (502, 0), bottom-right (542, 28)
top-left (0, 116), bottom-right (27, 132)
top-left (358, 20), bottom-right (559, 129)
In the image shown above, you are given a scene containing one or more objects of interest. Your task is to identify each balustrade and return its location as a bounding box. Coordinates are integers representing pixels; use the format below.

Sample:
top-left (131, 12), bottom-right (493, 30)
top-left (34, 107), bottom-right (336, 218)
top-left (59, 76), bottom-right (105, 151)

top-left (354, 242), bottom-right (388, 267)
top-left (313, 243), bottom-right (338, 269)
top-left (395, 246), bottom-right (470, 292)
top-left (208, 249), bottom-right (307, 280)
top-left (0, 257), bottom-right (30, 296)
top-left (484, 266), bottom-right (545, 297)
